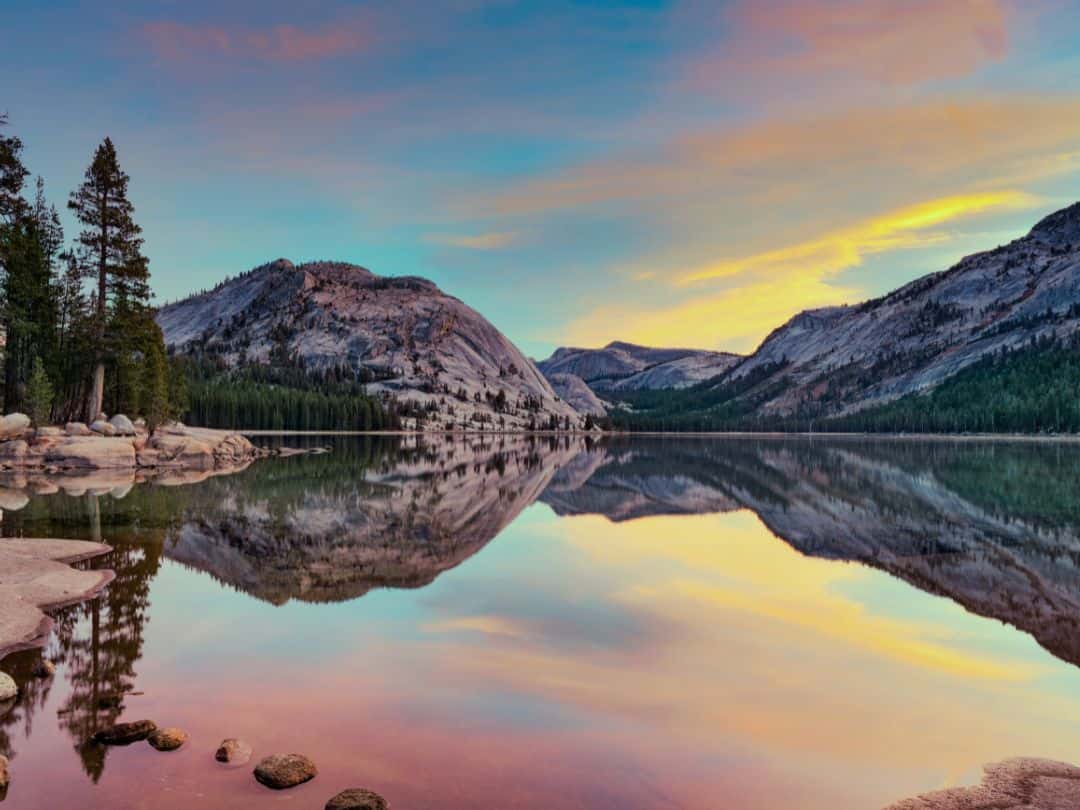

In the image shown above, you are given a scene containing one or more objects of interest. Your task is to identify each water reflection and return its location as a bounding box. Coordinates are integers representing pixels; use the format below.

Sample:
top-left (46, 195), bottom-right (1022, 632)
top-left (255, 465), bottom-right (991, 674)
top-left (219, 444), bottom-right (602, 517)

top-left (1, 434), bottom-right (1079, 806)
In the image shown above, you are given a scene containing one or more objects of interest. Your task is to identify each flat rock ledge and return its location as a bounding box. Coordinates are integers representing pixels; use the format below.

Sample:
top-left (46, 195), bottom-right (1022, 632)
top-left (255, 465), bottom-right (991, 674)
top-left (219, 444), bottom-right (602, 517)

top-left (886, 758), bottom-right (1080, 809)
top-left (0, 422), bottom-right (271, 474)
top-left (0, 538), bottom-right (114, 661)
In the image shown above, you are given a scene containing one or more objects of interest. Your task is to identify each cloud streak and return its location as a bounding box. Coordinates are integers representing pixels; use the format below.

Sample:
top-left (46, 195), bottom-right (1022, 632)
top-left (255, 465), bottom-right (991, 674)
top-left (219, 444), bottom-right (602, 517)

top-left (143, 19), bottom-right (373, 63)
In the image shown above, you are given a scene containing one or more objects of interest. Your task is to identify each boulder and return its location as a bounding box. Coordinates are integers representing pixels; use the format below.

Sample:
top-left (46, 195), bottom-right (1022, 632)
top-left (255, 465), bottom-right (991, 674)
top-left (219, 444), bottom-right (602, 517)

top-left (92, 719), bottom-right (157, 746)
top-left (0, 414), bottom-right (30, 440)
top-left (65, 422), bottom-right (92, 436)
top-left (253, 753), bottom-right (318, 790)
top-left (89, 420), bottom-right (116, 436)
top-left (109, 414), bottom-right (136, 436)
top-left (148, 433), bottom-right (214, 470)
top-left (32, 660), bottom-right (54, 678)
top-left (215, 738), bottom-right (253, 766)
top-left (147, 727), bottom-right (188, 751)
top-left (45, 437), bottom-right (136, 470)
top-left (0, 440), bottom-right (28, 464)
top-left (326, 788), bottom-right (389, 810)
top-left (0, 672), bottom-right (16, 701)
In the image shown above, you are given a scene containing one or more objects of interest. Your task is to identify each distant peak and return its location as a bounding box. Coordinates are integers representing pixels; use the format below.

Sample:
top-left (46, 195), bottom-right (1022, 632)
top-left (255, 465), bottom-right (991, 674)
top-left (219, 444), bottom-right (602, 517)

top-left (1030, 201), bottom-right (1080, 246)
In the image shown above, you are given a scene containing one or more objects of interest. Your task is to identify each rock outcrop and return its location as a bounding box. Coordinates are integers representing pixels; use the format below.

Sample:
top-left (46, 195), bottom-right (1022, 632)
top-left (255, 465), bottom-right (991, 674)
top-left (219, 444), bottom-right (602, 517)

top-left (157, 259), bottom-right (582, 430)
top-left (0, 538), bottom-right (114, 661)
top-left (0, 421), bottom-right (269, 474)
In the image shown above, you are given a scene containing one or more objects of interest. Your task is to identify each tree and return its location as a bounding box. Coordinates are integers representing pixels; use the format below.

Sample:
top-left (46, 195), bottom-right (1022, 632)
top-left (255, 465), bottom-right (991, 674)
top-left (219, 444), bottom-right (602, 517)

top-left (68, 138), bottom-right (150, 421)
top-left (141, 334), bottom-right (169, 431)
top-left (0, 113), bottom-right (28, 223)
top-left (25, 355), bottom-right (53, 425)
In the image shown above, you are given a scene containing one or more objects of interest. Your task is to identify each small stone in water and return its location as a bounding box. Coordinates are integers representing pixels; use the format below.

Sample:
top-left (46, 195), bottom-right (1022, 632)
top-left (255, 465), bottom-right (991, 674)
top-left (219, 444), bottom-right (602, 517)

top-left (215, 738), bottom-right (252, 765)
top-left (92, 720), bottom-right (157, 745)
top-left (148, 727), bottom-right (188, 751)
top-left (253, 753), bottom-right (318, 789)
top-left (326, 788), bottom-right (389, 810)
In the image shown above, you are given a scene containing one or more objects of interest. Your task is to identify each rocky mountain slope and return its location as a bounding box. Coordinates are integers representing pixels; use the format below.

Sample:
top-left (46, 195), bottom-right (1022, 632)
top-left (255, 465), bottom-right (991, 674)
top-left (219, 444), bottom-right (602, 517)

top-left (688, 202), bottom-right (1080, 419)
top-left (157, 259), bottom-right (581, 431)
top-left (537, 341), bottom-right (741, 394)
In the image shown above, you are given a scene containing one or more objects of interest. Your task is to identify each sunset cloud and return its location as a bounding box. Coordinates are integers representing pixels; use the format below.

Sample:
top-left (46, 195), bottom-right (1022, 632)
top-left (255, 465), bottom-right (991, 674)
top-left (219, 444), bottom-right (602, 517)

top-left (561, 190), bottom-right (1039, 352)
top-left (685, 0), bottom-right (1018, 91)
top-left (143, 19), bottom-right (372, 63)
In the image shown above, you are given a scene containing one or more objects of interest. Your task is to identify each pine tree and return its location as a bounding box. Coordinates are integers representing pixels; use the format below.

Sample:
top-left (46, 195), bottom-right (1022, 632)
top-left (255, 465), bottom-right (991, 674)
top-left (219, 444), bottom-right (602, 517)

top-left (25, 355), bottom-right (54, 425)
top-left (0, 113), bottom-right (28, 223)
top-left (68, 138), bottom-right (150, 421)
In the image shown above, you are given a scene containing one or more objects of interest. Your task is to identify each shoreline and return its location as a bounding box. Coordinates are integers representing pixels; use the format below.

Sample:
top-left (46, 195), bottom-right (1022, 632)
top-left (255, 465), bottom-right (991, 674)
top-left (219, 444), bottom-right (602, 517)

top-left (238, 427), bottom-right (1080, 443)
top-left (0, 538), bottom-right (115, 663)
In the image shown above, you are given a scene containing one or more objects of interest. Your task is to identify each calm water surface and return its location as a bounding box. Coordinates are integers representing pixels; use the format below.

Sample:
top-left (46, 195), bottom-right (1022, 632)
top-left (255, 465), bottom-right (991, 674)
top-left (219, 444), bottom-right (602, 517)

top-left (1, 435), bottom-right (1080, 809)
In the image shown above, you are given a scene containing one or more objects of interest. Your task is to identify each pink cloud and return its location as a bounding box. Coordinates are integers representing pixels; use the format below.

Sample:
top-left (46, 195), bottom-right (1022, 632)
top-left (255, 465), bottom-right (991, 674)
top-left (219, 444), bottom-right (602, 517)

top-left (687, 0), bottom-right (1019, 89)
top-left (142, 19), bottom-right (372, 63)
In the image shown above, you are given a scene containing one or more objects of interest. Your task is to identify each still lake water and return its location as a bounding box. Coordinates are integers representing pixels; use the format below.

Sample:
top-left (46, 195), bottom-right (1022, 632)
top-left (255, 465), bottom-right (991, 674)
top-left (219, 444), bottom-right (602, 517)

top-left (2, 435), bottom-right (1080, 809)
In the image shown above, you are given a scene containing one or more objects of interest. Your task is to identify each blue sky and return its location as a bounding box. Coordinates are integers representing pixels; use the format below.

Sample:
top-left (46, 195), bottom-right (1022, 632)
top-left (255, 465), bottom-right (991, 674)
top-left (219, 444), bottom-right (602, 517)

top-left (3, 0), bottom-right (1080, 357)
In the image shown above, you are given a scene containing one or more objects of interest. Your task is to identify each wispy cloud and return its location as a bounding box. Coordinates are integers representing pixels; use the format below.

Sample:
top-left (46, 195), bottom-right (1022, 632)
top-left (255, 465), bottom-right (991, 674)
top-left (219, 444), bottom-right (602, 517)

top-left (684, 0), bottom-right (1020, 92)
top-left (142, 19), bottom-right (373, 63)
top-left (427, 231), bottom-right (520, 250)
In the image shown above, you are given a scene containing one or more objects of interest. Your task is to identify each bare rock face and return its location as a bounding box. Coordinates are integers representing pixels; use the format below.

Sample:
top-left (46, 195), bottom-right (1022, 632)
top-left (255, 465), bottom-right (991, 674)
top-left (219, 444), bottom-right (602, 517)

top-left (546, 372), bottom-right (607, 415)
top-left (157, 260), bottom-right (582, 431)
top-left (538, 341), bottom-right (741, 392)
top-left (92, 719), bottom-right (157, 746)
top-left (253, 753), bottom-right (317, 789)
top-left (147, 727), bottom-right (188, 751)
top-left (326, 788), bottom-right (389, 810)
top-left (886, 758), bottom-right (1080, 809)
top-left (215, 738), bottom-right (253, 766)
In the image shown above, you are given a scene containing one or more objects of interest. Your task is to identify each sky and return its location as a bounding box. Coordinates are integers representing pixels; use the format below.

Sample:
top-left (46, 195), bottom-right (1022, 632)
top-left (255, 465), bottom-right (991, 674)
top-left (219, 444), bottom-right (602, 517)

top-left (2, 0), bottom-right (1080, 358)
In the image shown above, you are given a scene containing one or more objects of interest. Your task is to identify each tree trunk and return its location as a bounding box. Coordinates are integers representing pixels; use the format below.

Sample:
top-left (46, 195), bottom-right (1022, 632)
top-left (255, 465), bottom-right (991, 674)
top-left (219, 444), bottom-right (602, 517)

top-left (85, 362), bottom-right (104, 422)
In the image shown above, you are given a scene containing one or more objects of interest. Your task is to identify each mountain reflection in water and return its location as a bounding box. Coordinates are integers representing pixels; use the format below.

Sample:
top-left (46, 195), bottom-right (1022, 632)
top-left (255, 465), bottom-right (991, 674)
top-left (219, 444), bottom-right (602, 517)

top-left (1, 434), bottom-right (1079, 808)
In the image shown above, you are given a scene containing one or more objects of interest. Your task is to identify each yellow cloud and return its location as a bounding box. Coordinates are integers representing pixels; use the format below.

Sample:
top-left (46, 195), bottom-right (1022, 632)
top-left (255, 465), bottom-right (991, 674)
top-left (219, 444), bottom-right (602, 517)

top-left (561, 190), bottom-right (1039, 351)
top-left (679, 190), bottom-right (1038, 285)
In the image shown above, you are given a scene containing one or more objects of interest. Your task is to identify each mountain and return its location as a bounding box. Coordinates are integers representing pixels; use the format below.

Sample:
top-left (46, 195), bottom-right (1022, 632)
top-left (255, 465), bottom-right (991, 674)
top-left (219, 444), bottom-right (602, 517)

top-left (157, 259), bottom-right (581, 431)
top-left (544, 372), bottom-right (608, 415)
top-left (537, 341), bottom-right (742, 393)
top-left (609, 201), bottom-right (1080, 428)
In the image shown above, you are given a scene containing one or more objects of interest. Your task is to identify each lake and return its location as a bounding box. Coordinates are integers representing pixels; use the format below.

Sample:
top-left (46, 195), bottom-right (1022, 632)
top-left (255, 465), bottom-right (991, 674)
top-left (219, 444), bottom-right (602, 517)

top-left (1, 434), bottom-right (1079, 809)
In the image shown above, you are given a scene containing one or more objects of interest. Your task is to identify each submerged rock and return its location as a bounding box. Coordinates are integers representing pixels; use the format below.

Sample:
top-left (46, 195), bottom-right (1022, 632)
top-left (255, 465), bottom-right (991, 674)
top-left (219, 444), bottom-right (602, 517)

top-left (253, 753), bottom-right (318, 789)
top-left (326, 788), bottom-right (389, 810)
top-left (147, 727), bottom-right (188, 751)
top-left (92, 719), bottom-right (157, 746)
top-left (0, 672), bottom-right (16, 701)
top-left (215, 738), bottom-right (253, 765)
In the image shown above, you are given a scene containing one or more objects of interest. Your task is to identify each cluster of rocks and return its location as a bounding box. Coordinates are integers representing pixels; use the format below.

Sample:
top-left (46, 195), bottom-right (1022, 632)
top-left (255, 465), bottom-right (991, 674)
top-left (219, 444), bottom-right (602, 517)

top-left (82, 718), bottom-right (387, 808)
top-left (0, 413), bottom-right (271, 473)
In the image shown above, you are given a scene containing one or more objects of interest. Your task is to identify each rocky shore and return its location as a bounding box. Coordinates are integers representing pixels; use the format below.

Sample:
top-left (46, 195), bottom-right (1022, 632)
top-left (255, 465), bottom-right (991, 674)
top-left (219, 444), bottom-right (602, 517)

top-left (0, 413), bottom-right (270, 474)
top-left (0, 537), bottom-right (113, 660)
